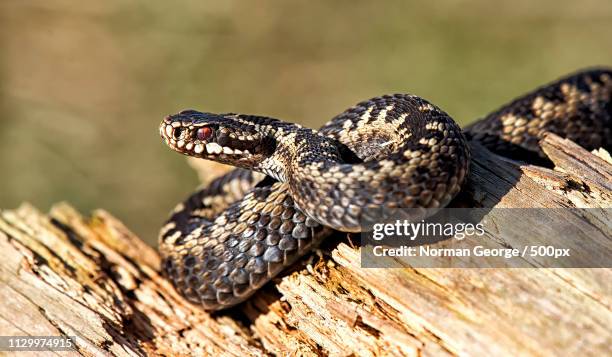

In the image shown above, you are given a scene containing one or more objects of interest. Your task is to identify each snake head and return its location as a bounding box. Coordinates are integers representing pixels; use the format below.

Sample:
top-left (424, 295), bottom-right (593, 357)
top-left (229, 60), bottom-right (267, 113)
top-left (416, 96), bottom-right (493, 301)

top-left (160, 110), bottom-right (277, 168)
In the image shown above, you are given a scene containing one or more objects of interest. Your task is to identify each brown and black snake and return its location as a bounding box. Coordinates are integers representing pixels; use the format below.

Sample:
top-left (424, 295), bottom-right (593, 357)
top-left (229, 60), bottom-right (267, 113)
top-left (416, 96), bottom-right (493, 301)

top-left (158, 68), bottom-right (611, 310)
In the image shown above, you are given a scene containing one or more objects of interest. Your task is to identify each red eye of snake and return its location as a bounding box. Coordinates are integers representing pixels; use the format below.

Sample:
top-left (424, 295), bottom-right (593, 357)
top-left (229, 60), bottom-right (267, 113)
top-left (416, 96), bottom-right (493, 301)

top-left (196, 127), bottom-right (213, 141)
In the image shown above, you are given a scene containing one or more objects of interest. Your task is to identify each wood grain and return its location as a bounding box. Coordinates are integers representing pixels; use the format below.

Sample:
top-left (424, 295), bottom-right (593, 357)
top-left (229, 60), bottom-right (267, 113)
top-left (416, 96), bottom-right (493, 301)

top-left (0, 133), bottom-right (610, 356)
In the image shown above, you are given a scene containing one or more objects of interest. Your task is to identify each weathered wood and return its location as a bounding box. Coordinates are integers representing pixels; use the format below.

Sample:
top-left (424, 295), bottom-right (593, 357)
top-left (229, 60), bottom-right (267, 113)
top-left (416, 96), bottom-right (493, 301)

top-left (0, 205), bottom-right (263, 356)
top-left (0, 133), bottom-right (610, 356)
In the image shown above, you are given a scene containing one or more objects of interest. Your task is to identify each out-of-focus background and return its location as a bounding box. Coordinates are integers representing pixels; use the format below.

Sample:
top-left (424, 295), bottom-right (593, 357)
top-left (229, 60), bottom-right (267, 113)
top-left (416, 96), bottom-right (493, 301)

top-left (1, 1), bottom-right (611, 245)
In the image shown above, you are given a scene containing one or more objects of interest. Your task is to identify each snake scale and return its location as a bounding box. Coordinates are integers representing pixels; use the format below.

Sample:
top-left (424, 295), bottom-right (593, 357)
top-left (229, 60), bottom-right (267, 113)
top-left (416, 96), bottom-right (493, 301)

top-left (158, 68), bottom-right (611, 310)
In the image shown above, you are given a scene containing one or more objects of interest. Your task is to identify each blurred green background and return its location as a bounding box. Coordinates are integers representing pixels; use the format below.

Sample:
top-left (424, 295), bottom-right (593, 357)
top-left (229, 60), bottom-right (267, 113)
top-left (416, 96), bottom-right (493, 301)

top-left (1, 0), bottom-right (611, 245)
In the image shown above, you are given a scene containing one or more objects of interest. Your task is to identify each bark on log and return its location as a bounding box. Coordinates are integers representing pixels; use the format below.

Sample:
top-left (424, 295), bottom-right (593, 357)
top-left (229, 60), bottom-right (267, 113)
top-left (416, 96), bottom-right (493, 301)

top-left (0, 133), bottom-right (610, 356)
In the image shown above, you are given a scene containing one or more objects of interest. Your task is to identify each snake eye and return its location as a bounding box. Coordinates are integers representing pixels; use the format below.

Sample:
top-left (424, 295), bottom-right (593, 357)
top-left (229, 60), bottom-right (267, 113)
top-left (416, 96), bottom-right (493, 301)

top-left (196, 127), bottom-right (213, 141)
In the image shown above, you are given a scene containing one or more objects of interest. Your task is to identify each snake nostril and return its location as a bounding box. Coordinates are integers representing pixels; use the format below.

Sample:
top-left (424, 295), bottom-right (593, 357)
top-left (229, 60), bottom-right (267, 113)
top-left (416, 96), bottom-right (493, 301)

top-left (173, 127), bottom-right (184, 140)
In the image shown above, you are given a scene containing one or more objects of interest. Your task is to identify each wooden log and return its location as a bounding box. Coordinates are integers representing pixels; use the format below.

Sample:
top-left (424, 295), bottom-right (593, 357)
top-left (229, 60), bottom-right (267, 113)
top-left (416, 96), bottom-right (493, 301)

top-left (0, 133), bottom-right (610, 356)
top-left (0, 204), bottom-right (264, 356)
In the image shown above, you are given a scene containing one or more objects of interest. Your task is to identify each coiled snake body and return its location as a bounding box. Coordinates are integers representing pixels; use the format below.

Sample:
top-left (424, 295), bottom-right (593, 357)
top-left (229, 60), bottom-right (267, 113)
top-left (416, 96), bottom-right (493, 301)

top-left (159, 68), bottom-right (611, 310)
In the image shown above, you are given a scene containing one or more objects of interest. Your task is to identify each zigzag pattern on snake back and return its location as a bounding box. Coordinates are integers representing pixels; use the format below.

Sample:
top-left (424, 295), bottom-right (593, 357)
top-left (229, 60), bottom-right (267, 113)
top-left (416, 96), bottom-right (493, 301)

top-left (158, 68), bottom-right (611, 310)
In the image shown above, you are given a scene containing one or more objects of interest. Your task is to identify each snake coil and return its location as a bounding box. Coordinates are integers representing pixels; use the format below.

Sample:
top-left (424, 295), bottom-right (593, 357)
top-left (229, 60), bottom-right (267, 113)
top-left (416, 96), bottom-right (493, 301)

top-left (159, 68), bottom-right (611, 310)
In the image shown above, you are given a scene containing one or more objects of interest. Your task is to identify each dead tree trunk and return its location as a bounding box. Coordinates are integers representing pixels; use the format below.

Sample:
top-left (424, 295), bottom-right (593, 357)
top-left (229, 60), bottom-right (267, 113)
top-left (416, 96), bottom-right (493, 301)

top-left (0, 133), bottom-right (610, 356)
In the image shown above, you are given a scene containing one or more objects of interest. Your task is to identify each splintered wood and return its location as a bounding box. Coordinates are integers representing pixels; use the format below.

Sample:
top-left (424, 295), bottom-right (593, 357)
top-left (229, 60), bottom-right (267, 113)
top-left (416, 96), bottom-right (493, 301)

top-left (0, 134), bottom-right (610, 356)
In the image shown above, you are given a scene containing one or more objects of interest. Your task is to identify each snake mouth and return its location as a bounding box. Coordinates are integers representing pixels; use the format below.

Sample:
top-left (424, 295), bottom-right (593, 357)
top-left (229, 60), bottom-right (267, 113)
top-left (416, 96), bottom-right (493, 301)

top-left (160, 120), bottom-right (252, 158)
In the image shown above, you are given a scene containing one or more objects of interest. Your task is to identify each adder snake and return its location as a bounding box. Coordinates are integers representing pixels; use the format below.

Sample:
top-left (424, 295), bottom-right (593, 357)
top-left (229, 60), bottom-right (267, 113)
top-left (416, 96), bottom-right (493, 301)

top-left (158, 68), bottom-right (611, 310)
